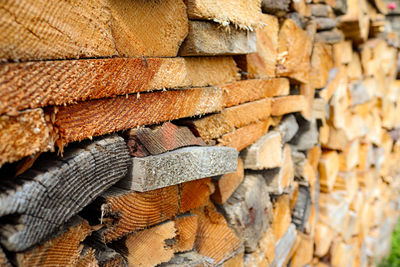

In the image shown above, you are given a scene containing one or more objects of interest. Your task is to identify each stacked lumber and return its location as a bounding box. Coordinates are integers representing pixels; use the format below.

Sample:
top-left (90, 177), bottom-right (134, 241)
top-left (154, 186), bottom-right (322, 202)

top-left (1, 0), bottom-right (400, 266)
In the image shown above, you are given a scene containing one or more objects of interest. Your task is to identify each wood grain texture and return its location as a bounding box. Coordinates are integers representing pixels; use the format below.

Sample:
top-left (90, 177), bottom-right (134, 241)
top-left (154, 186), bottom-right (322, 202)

top-left (52, 87), bottom-right (224, 146)
top-left (0, 135), bottom-right (130, 252)
top-left (271, 95), bottom-right (306, 116)
top-left (100, 185), bottom-right (179, 243)
top-left (0, 57), bottom-right (238, 115)
top-left (76, 247), bottom-right (98, 267)
top-left (15, 218), bottom-right (92, 267)
top-left (222, 78), bottom-right (290, 108)
top-left (174, 215), bottom-right (198, 252)
top-left (179, 21), bottom-right (256, 56)
top-left (189, 98), bottom-right (271, 141)
top-left (185, 0), bottom-right (262, 30)
top-left (276, 19), bottom-right (311, 84)
top-left (179, 178), bottom-right (214, 213)
top-left (0, 108), bottom-right (53, 166)
top-left (310, 42), bottom-right (334, 89)
top-left (218, 119), bottom-right (271, 151)
top-left (222, 174), bottom-right (273, 252)
top-left (118, 146), bottom-right (237, 192)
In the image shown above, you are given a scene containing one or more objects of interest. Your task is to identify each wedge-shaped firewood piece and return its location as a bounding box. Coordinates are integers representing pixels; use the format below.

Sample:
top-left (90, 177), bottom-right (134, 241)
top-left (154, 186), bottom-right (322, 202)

top-left (271, 224), bottom-right (297, 267)
top-left (0, 135), bottom-right (130, 251)
top-left (242, 130), bottom-right (282, 170)
top-left (179, 21), bottom-right (256, 56)
top-left (212, 158), bottom-right (244, 204)
top-left (314, 221), bottom-right (335, 257)
top-left (126, 122), bottom-right (205, 157)
top-left (192, 204), bottom-right (242, 265)
top-left (290, 233), bottom-right (313, 267)
top-left (333, 41), bottom-right (353, 66)
top-left (185, 0), bottom-right (262, 30)
top-left (179, 178), bottom-right (214, 213)
top-left (75, 247), bottom-right (98, 267)
top-left (277, 19), bottom-right (311, 84)
top-left (218, 119), bottom-right (271, 151)
top-left (271, 95), bottom-right (306, 116)
top-left (276, 114), bottom-right (299, 143)
top-left (1, 0), bottom-right (189, 61)
top-left (0, 57), bottom-right (238, 115)
top-left (259, 228), bottom-right (276, 264)
top-left (291, 185), bottom-right (312, 232)
top-left (113, 221), bottom-right (176, 267)
top-left (188, 98), bottom-right (271, 142)
top-left (289, 118), bottom-right (319, 151)
top-left (0, 109), bottom-right (53, 166)
top-left (174, 215), bottom-right (198, 253)
top-left (116, 146), bottom-right (237, 192)
top-left (318, 151), bottom-right (339, 192)
top-left (339, 0), bottom-right (370, 43)
top-left (15, 217), bottom-right (92, 266)
top-left (221, 175), bottom-right (273, 252)
top-left (310, 42), bottom-right (334, 89)
top-left (238, 14), bottom-right (278, 78)
top-left (222, 79), bottom-right (289, 108)
top-left (160, 251), bottom-right (214, 266)
top-left (271, 195), bottom-right (292, 242)
top-left (53, 87), bottom-right (223, 146)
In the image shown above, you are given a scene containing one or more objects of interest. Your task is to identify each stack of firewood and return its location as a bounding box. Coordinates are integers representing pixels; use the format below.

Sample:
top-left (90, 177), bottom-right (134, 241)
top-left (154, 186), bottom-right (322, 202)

top-left (1, 0), bottom-right (400, 266)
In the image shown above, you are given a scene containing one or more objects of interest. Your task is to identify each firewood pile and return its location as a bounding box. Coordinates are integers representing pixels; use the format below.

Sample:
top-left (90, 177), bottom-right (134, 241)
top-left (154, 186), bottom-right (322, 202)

top-left (1, 0), bottom-right (400, 266)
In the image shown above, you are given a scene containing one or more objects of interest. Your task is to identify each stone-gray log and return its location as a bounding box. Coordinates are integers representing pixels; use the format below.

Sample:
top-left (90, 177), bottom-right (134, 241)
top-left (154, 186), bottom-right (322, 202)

top-left (276, 115), bottom-right (299, 143)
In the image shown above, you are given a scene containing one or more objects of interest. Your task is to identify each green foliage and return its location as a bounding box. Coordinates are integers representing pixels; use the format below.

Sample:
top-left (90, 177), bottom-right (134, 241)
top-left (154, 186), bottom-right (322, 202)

top-left (380, 221), bottom-right (400, 267)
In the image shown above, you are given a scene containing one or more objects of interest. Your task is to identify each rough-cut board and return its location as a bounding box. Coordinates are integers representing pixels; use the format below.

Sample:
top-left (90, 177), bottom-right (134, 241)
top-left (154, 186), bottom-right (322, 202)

top-left (0, 108), bottom-right (53, 166)
top-left (310, 42), bottom-right (334, 89)
top-left (271, 95), bottom-right (306, 116)
top-left (185, 0), bottom-right (262, 30)
top-left (0, 0), bottom-right (188, 61)
top-left (126, 122), bottom-right (205, 157)
top-left (192, 204), bottom-right (242, 265)
top-left (0, 57), bottom-right (238, 115)
top-left (15, 218), bottom-right (92, 267)
top-left (179, 178), bottom-right (214, 213)
top-left (116, 146), bottom-right (237, 192)
top-left (174, 215), bottom-right (198, 252)
top-left (212, 157), bottom-right (244, 204)
top-left (276, 19), bottom-right (311, 84)
top-left (0, 135), bottom-right (130, 251)
top-left (222, 78), bottom-right (290, 108)
top-left (218, 119), bottom-right (271, 151)
top-left (113, 221), bottom-right (176, 267)
top-left (222, 174), bottom-right (273, 252)
top-left (188, 98), bottom-right (271, 141)
top-left (99, 185), bottom-right (179, 243)
top-left (179, 21), bottom-right (256, 56)
top-left (52, 87), bottom-right (223, 146)
top-left (242, 131), bottom-right (282, 170)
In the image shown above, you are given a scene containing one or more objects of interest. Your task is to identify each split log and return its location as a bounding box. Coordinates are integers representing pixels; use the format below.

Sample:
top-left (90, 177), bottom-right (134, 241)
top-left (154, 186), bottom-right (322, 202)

top-left (161, 251), bottom-right (214, 266)
top-left (179, 178), bottom-right (214, 213)
top-left (116, 146), bottom-right (237, 192)
top-left (259, 228), bottom-right (276, 264)
top-left (185, 0), bottom-right (262, 30)
top-left (0, 109), bottom-right (53, 166)
top-left (276, 114), bottom-right (299, 143)
top-left (289, 118), bottom-right (319, 151)
top-left (174, 215), bottom-right (198, 252)
top-left (126, 122), bottom-right (205, 157)
top-left (338, 0), bottom-right (370, 43)
top-left (52, 87), bottom-right (224, 147)
top-left (0, 135), bottom-right (130, 251)
top-left (238, 14), bottom-right (279, 78)
top-left (331, 240), bottom-right (355, 267)
top-left (192, 204), bottom-right (242, 265)
top-left (291, 185), bottom-right (312, 232)
top-left (112, 221), bottom-right (176, 267)
top-left (242, 130), bottom-right (282, 170)
top-left (300, 83), bottom-right (316, 120)
top-left (222, 251), bottom-right (244, 267)
top-left (187, 98), bottom-right (271, 142)
top-left (271, 224), bottom-right (297, 267)
top-left (0, 0), bottom-right (189, 61)
top-left (319, 151), bottom-right (339, 192)
top-left (319, 192), bottom-right (349, 232)
top-left (339, 140), bottom-right (360, 171)
top-left (310, 42), bottom-right (333, 89)
top-left (277, 19), bottom-right (311, 84)
top-left (221, 174), bottom-right (273, 252)
top-left (262, 0), bottom-right (291, 15)
top-left (315, 17), bottom-right (337, 30)
top-left (347, 52), bottom-right (362, 81)
top-left (314, 221), bottom-right (335, 257)
top-left (290, 233), bottom-right (314, 267)
top-left (333, 41), bottom-right (353, 66)
top-left (212, 158), bottom-right (245, 204)
top-left (291, 0), bottom-right (311, 17)
top-left (179, 21), bottom-right (256, 56)
top-left (0, 57), bottom-right (238, 115)
top-left (15, 218), bottom-right (92, 267)
top-left (314, 29), bottom-right (344, 44)
top-left (271, 95), bottom-right (306, 116)
top-left (244, 248), bottom-right (269, 267)
top-left (319, 66), bottom-right (347, 102)
top-left (310, 4), bottom-right (333, 17)
top-left (218, 119), bottom-right (271, 151)
top-left (271, 195), bottom-right (292, 241)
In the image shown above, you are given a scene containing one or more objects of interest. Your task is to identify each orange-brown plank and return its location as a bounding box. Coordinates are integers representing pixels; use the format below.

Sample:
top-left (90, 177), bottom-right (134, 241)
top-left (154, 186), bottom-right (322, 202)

top-left (271, 95), bottom-right (306, 116)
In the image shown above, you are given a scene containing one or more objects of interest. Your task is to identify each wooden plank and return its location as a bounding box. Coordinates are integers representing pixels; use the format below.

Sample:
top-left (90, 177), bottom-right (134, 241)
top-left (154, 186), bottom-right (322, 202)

top-left (221, 174), bottom-right (273, 252)
top-left (174, 215), bottom-right (198, 253)
top-left (116, 146), bottom-right (237, 192)
top-left (242, 130), bottom-right (282, 170)
top-left (271, 95), bottom-right (306, 116)
top-left (192, 204), bottom-right (242, 265)
top-left (179, 21), bottom-right (256, 56)
top-left (218, 119), bottom-right (271, 151)
top-left (52, 87), bottom-right (224, 146)
top-left (0, 108), bottom-right (53, 166)
top-left (126, 122), bottom-right (205, 157)
top-left (310, 42), bottom-right (334, 89)
top-left (277, 19), bottom-right (311, 84)
top-left (212, 157), bottom-right (245, 204)
top-left (0, 57), bottom-right (238, 115)
top-left (185, 0), bottom-right (262, 30)
top-left (99, 185), bottom-right (179, 243)
top-left (0, 135), bottom-right (130, 251)
top-left (179, 178), bottom-right (214, 213)
top-left (222, 78), bottom-right (290, 108)
top-left (188, 98), bottom-right (271, 142)
top-left (0, 0), bottom-right (188, 61)
top-left (15, 218), bottom-right (92, 266)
